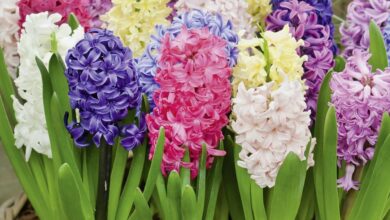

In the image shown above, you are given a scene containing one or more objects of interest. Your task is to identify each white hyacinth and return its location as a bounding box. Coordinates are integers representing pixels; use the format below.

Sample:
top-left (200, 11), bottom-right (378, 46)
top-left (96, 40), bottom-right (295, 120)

top-left (232, 80), bottom-right (315, 188)
top-left (13, 12), bottom-right (84, 160)
top-left (0, 0), bottom-right (20, 77)
top-left (174, 0), bottom-right (257, 37)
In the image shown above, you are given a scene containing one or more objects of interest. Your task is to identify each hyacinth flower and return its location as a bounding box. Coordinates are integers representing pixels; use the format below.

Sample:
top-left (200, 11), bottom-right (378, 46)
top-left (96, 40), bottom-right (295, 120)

top-left (330, 50), bottom-right (390, 191)
top-left (173, 0), bottom-right (257, 37)
top-left (64, 28), bottom-right (145, 150)
top-left (383, 16), bottom-right (390, 62)
top-left (12, 12), bottom-right (84, 160)
top-left (231, 25), bottom-right (315, 188)
top-left (267, 0), bottom-right (335, 123)
top-left (340, 0), bottom-right (390, 58)
top-left (0, 0), bottom-right (19, 77)
top-left (146, 24), bottom-right (235, 178)
top-left (247, 0), bottom-right (272, 27)
top-left (17, 0), bottom-right (112, 31)
top-left (102, 0), bottom-right (172, 57)
top-left (137, 9), bottom-right (238, 109)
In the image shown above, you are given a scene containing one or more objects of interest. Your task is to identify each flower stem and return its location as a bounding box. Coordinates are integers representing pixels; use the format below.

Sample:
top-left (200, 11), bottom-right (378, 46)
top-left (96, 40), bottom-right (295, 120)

top-left (341, 165), bottom-right (363, 220)
top-left (96, 141), bottom-right (112, 220)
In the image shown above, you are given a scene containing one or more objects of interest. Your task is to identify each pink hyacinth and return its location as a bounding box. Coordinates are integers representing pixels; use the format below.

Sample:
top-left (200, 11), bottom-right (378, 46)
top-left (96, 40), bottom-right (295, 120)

top-left (18, 0), bottom-right (112, 31)
top-left (331, 50), bottom-right (390, 191)
top-left (146, 27), bottom-right (231, 178)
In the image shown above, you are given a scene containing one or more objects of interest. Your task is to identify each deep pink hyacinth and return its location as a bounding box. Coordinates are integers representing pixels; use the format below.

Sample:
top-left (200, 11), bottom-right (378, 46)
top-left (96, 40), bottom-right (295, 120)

top-left (18, 0), bottom-right (112, 30)
top-left (340, 0), bottom-right (390, 58)
top-left (146, 27), bottom-right (231, 178)
top-left (330, 50), bottom-right (390, 191)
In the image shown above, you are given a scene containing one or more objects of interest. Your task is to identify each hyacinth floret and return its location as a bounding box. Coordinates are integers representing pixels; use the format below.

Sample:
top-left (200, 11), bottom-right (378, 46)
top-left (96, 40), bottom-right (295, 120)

top-left (330, 50), bottom-right (390, 191)
top-left (146, 27), bottom-right (232, 178)
top-left (65, 28), bottom-right (145, 150)
top-left (137, 9), bottom-right (238, 109)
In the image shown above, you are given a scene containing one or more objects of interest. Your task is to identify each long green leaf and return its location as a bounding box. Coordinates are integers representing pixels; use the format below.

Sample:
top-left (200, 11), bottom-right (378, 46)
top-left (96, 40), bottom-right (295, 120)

top-left (143, 127), bottom-right (165, 200)
top-left (58, 163), bottom-right (94, 220)
top-left (251, 181), bottom-right (267, 220)
top-left (167, 171), bottom-right (182, 220)
top-left (204, 142), bottom-right (225, 220)
top-left (155, 173), bottom-right (170, 220)
top-left (349, 135), bottom-right (390, 220)
top-left (115, 139), bottom-right (147, 220)
top-left (269, 153), bottom-right (306, 220)
top-left (233, 140), bottom-right (254, 220)
top-left (196, 144), bottom-right (207, 219)
top-left (369, 20), bottom-right (389, 71)
top-left (181, 185), bottom-right (198, 220)
top-left (222, 135), bottom-right (244, 220)
top-left (313, 71), bottom-right (334, 220)
top-left (296, 169), bottom-right (316, 220)
top-left (48, 54), bottom-right (70, 112)
top-left (180, 148), bottom-right (191, 188)
top-left (129, 188), bottom-right (153, 220)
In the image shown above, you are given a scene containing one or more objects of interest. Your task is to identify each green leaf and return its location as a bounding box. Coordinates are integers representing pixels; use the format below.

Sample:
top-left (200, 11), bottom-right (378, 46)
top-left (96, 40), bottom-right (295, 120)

top-left (204, 142), bottom-right (225, 220)
top-left (143, 127), bottom-right (165, 200)
top-left (313, 71), bottom-right (334, 220)
top-left (196, 144), bottom-right (207, 219)
top-left (155, 173), bottom-right (170, 220)
top-left (233, 139), bottom-right (254, 220)
top-left (250, 181), bottom-right (267, 220)
top-left (107, 144), bottom-right (129, 220)
top-left (129, 188), bottom-right (153, 220)
top-left (348, 135), bottom-right (390, 220)
top-left (167, 171), bottom-right (182, 220)
top-left (369, 20), bottom-right (389, 70)
top-left (115, 139), bottom-right (146, 220)
top-left (269, 153), bottom-right (307, 220)
top-left (48, 54), bottom-right (70, 112)
top-left (223, 135), bottom-right (245, 220)
top-left (67, 13), bottom-right (80, 31)
top-left (181, 185), bottom-right (198, 220)
top-left (0, 47), bottom-right (16, 126)
top-left (319, 107), bottom-right (340, 220)
top-left (58, 163), bottom-right (94, 220)
top-left (296, 170), bottom-right (316, 220)
top-left (180, 148), bottom-right (191, 188)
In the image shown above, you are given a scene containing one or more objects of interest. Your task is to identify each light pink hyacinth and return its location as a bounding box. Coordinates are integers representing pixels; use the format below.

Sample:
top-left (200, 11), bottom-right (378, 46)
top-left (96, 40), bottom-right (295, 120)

top-left (146, 27), bottom-right (232, 178)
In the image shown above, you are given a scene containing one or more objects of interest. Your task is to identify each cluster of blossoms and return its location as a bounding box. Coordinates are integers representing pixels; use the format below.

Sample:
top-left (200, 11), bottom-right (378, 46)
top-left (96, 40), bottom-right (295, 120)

top-left (146, 20), bottom-right (236, 177)
top-left (0, 0), bottom-right (19, 77)
top-left (267, 0), bottom-right (335, 122)
top-left (137, 9), bottom-right (239, 108)
top-left (247, 0), bottom-right (272, 27)
top-left (13, 12), bottom-right (84, 160)
top-left (232, 26), bottom-right (315, 188)
top-left (232, 25), bottom-right (306, 93)
top-left (65, 29), bottom-right (145, 150)
top-left (102, 0), bottom-right (172, 57)
top-left (330, 50), bottom-right (390, 191)
top-left (340, 0), bottom-right (390, 58)
top-left (18, 0), bottom-right (112, 31)
top-left (173, 0), bottom-right (257, 37)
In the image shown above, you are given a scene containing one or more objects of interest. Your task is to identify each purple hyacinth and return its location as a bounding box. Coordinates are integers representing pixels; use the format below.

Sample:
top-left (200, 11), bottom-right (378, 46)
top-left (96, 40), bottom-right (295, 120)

top-left (136, 9), bottom-right (239, 109)
top-left (65, 28), bottom-right (146, 150)
top-left (340, 0), bottom-right (390, 58)
top-left (267, 0), bottom-right (335, 124)
top-left (382, 16), bottom-right (390, 62)
top-left (88, 0), bottom-right (113, 27)
top-left (166, 0), bottom-right (178, 21)
top-left (271, 0), bottom-right (336, 54)
top-left (330, 50), bottom-right (390, 191)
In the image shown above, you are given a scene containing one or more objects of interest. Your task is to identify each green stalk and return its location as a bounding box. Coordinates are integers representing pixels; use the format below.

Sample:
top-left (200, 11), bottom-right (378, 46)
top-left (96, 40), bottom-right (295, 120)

top-left (341, 166), bottom-right (363, 219)
top-left (96, 141), bottom-right (112, 220)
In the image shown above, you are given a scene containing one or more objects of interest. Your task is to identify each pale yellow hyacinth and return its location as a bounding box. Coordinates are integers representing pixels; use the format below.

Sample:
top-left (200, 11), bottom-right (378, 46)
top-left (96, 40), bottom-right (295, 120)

top-left (263, 25), bottom-right (307, 84)
top-left (233, 25), bottom-right (306, 95)
top-left (247, 0), bottom-right (272, 26)
top-left (232, 36), bottom-right (267, 94)
top-left (102, 0), bottom-right (172, 57)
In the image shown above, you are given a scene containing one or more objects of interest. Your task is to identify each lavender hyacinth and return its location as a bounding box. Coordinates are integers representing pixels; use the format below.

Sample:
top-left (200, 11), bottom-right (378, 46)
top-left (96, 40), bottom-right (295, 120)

top-left (340, 0), bottom-right (390, 58)
top-left (136, 9), bottom-right (239, 109)
top-left (267, 0), bottom-right (334, 123)
top-left (331, 50), bottom-right (390, 191)
top-left (65, 28), bottom-right (146, 150)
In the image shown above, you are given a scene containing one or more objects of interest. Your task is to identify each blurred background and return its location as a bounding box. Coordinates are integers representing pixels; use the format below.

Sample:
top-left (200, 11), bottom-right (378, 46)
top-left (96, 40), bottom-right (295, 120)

top-left (0, 0), bottom-right (352, 205)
